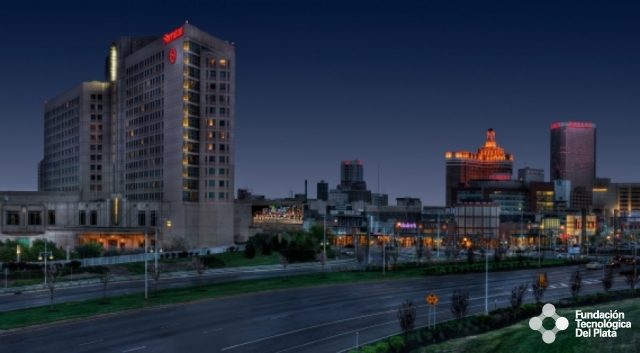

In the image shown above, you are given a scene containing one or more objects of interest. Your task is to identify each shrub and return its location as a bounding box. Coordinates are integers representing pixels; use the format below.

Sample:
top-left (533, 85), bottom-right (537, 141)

top-left (199, 255), bottom-right (226, 268)
top-left (389, 336), bottom-right (405, 353)
top-left (374, 341), bottom-right (389, 353)
top-left (245, 245), bottom-right (256, 259)
top-left (362, 346), bottom-right (377, 353)
top-left (66, 260), bottom-right (82, 268)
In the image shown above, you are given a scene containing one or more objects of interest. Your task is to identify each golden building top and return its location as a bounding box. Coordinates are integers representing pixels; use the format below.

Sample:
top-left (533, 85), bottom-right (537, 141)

top-left (445, 128), bottom-right (514, 162)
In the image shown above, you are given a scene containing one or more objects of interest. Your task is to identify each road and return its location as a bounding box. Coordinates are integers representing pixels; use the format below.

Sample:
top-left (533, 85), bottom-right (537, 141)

top-left (0, 263), bottom-right (625, 353)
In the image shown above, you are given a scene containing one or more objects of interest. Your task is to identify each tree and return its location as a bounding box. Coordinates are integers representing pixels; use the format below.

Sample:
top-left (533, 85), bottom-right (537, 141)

top-left (170, 235), bottom-right (191, 251)
top-left (279, 255), bottom-right (289, 280)
top-left (532, 273), bottom-right (548, 305)
top-left (44, 264), bottom-right (62, 310)
top-left (510, 282), bottom-right (528, 310)
top-left (75, 243), bottom-right (103, 258)
top-left (356, 248), bottom-right (365, 269)
top-left (602, 268), bottom-right (614, 293)
top-left (316, 252), bottom-right (326, 277)
top-left (148, 263), bottom-right (165, 292)
top-left (101, 270), bottom-right (111, 300)
top-left (623, 270), bottom-right (640, 294)
top-left (494, 246), bottom-right (507, 263)
top-left (390, 247), bottom-right (399, 270)
top-left (422, 246), bottom-right (433, 265)
top-left (190, 258), bottom-right (207, 289)
top-left (570, 270), bottom-right (582, 299)
top-left (450, 290), bottom-right (469, 320)
top-left (397, 299), bottom-right (417, 336)
top-left (416, 244), bottom-right (424, 263)
top-left (244, 244), bottom-right (256, 259)
top-left (466, 248), bottom-right (476, 266)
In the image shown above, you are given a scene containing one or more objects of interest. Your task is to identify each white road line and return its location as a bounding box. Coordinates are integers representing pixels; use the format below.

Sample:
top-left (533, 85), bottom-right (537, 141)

top-left (122, 346), bottom-right (146, 353)
top-left (271, 314), bottom-right (288, 319)
top-left (329, 304), bottom-right (344, 309)
top-left (203, 328), bottom-right (223, 334)
top-left (560, 283), bottom-right (569, 287)
top-left (161, 323), bottom-right (181, 328)
top-left (549, 285), bottom-right (557, 289)
top-left (78, 339), bottom-right (103, 346)
top-left (380, 296), bottom-right (392, 299)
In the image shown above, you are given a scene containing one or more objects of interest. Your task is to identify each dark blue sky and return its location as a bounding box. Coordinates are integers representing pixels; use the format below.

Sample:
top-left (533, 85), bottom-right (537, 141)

top-left (1, 1), bottom-right (639, 204)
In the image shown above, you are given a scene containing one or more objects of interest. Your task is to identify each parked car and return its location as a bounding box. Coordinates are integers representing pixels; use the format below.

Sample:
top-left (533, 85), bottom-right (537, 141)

top-left (340, 249), bottom-right (354, 256)
top-left (557, 253), bottom-right (573, 260)
top-left (586, 261), bottom-right (604, 270)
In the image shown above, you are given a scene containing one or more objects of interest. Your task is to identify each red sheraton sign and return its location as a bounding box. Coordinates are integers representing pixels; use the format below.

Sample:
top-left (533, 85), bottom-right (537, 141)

top-left (163, 27), bottom-right (184, 45)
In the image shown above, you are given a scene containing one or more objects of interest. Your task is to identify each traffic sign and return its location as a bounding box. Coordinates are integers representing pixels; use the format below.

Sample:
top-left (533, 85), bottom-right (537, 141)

top-left (426, 292), bottom-right (438, 306)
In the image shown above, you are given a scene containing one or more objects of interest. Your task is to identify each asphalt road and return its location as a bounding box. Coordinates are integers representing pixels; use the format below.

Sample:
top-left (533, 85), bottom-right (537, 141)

top-left (0, 264), bottom-right (625, 353)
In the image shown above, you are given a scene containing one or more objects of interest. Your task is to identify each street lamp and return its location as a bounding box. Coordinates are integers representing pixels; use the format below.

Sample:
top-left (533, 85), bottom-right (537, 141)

top-left (16, 244), bottom-right (20, 262)
top-left (539, 224), bottom-right (543, 268)
top-left (145, 219), bottom-right (170, 303)
top-left (38, 240), bottom-right (54, 285)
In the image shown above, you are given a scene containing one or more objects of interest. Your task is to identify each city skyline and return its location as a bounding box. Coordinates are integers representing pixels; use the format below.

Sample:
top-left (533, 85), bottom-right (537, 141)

top-left (1, 1), bottom-right (640, 205)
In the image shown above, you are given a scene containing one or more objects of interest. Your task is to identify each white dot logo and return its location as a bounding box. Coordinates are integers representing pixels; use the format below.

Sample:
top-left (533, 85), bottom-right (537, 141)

top-left (528, 303), bottom-right (568, 344)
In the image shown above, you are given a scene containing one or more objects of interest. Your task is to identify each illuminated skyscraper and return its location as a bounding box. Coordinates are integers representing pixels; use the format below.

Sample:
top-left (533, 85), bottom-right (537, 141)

top-left (42, 23), bottom-right (236, 247)
top-left (445, 128), bottom-right (514, 207)
top-left (550, 121), bottom-right (596, 209)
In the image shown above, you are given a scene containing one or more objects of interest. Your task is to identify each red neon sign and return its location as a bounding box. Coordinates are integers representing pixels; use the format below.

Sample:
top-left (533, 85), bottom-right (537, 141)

top-left (550, 122), bottom-right (561, 129)
top-left (168, 48), bottom-right (177, 64)
top-left (551, 121), bottom-right (593, 129)
top-left (163, 27), bottom-right (184, 45)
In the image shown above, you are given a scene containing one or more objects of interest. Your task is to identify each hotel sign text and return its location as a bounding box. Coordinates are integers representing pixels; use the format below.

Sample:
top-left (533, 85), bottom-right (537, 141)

top-left (163, 27), bottom-right (184, 45)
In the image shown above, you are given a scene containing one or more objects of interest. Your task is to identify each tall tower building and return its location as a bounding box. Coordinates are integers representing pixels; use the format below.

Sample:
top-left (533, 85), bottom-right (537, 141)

top-left (340, 159), bottom-right (364, 189)
top-left (445, 128), bottom-right (514, 207)
top-left (550, 121), bottom-right (596, 209)
top-left (41, 23), bottom-right (236, 247)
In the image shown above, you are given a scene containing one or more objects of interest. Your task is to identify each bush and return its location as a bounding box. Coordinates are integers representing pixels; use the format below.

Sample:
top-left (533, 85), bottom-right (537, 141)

top-left (245, 245), bottom-right (256, 259)
top-left (75, 243), bottom-right (103, 258)
top-left (66, 260), bottom-right (82, 268)
top-left (362, 345), bottom-right (377, 353)
top-left (389, 336), bottom-right (405, 353)
top-left (199, 255), bottom-right (226, 268)
top-left (374, 342), bottom-right (389, 353)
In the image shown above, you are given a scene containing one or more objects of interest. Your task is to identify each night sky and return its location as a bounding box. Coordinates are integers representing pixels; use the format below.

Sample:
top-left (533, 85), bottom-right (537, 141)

top-left (1, 1), bottom-right (639, 205)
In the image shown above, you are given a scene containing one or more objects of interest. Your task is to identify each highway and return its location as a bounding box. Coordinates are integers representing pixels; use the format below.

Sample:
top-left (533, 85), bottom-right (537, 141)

top-left (0, 263), bottom-right (622, 353)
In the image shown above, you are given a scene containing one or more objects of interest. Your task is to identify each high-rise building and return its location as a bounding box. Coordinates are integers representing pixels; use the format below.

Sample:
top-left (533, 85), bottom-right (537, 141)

top-left (317, 180), bottom-right (329, 201)
top-left (550, 121), bottom-right (596, 209)
top-left (338, 159), bottom-right (371, 203)
top-left (340, 159), bottom-right (364, 189)
top-left (41, 23), bottom-right (235, 247)
top-left (445, 128), bottom-right (514, 207)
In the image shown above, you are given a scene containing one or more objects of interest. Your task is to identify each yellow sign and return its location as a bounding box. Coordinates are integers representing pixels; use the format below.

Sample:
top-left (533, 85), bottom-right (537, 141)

top-left (426, 292), bottom-right (439, 306)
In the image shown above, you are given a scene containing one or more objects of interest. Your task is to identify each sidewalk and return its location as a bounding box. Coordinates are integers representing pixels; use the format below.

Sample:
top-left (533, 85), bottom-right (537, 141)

top-left (0, 258), bottom-right (356, 295)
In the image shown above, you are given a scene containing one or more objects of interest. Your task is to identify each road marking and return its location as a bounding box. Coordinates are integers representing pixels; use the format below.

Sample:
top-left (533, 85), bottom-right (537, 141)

top-left (560, 283), bottom-right (569, 287)
top-left (271, 314), bottom-right (288, 319)
top-left (122, 346), bottom-right (146, 353)
top-left (549, 285), bottom-right (557, 289)
top-left (161, 323), bottom-right (180, 328)
top-left (380, 296), bottom-right (392, 299)
top-left (329, 304), bottom-right (344, 309)
top-left (203, 328), bottom-right (223, 334)
top-left (78, 339), bottom-right (103, 346)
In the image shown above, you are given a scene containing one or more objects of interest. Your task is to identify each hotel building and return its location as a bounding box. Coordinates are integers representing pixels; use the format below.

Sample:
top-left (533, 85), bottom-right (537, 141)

top-left (40, 23), bottom-right (235, 248)
top-left (445, 129), bottom-right (514, 207)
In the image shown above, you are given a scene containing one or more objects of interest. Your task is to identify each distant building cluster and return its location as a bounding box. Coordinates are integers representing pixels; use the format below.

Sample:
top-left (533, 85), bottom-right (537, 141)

top-left (0, 23), bottom-right (638, 254)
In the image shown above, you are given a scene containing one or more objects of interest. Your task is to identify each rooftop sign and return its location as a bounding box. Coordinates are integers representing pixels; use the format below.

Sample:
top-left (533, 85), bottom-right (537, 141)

top-left (163, 27), bottom-right (184, 45)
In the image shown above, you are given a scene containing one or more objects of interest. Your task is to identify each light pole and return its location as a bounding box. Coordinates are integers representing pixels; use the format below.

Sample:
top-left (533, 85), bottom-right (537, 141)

top-left (38, 240), bottom-right (54, 285)
top-left (145, 219), bottom-right (170, 302)
top-left (436, 213), bottom-right (440, 258)
top-left (367, 215), bottom-right (373, 265)
top-left (538, 224), bottom-right (543, 268)
top-left (16, 244), bottom-right (20, 262)
top-left (323, 210), bottom-right (327, 263)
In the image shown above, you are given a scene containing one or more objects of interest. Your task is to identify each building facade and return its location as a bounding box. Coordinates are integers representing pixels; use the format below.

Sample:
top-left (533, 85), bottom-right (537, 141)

top-left (445, 128), bottom-right (514, 207)
top-left (41, 23), bottom-right (236, 247)
top-left (550, 121), bottom-right (596, 209)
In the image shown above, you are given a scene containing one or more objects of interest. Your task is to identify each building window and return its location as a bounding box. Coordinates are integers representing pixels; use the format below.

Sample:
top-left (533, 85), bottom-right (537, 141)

top-left (150, 211), bottom-right (157, 227)
top-left (219, 168), bottom-right (225, 175)
top-left (209, 192), bottom-right (215, 199)
top-left (209, 180), bottom-right (215, 187)
top-left (6, 211), bottom-right (19, 225)
top-left (90, 210), bottom-right (98, 225)
top-left (138, 211), bottom-right (146, 226)
top-left (48, 210), bottom-right (56, 225)
top-left (79, 210), bottom-right (86, 225)
top-left (27, 211), bottom-right (42, 225)
top-left (219, 180), bottom-right (225, 187)
top-left (219, 192), bottom-right (225, 199)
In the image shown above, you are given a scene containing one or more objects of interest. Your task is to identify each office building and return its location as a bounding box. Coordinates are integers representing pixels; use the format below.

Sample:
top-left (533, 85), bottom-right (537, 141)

top-left (445, 128), bottom-right (514, 207)
top-left (41, 23), bottom-right (235, 247)
top-left (340, 159), bottom-right (364, 188)
top-left (550, 121), bottom-right (596, 209)
top-left (317, 180), bottom-right (329, 201)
